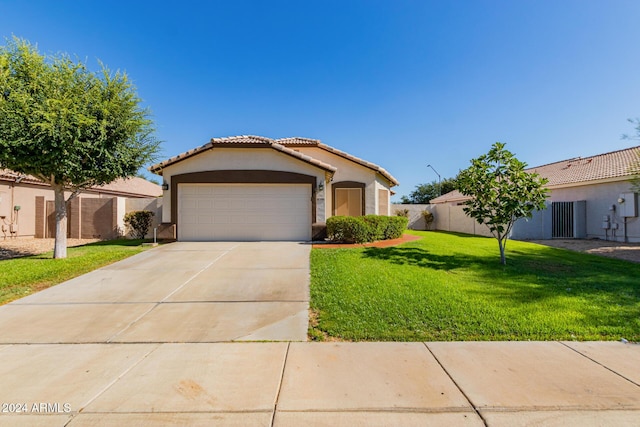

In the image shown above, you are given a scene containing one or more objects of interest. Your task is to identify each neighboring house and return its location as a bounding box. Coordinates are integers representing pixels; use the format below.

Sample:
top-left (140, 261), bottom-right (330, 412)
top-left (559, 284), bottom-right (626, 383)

top-left (0, 170), bottom-right (162, 240)
top-left (148, 135), bottom-right (399, 241)
top-left (427, 146), bottom-right (640, 242)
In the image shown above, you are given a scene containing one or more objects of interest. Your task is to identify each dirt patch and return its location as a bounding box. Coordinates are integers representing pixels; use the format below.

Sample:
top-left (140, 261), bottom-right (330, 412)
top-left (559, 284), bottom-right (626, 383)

top-left (0, 237), bottom-right (101, 260)
top-left (529, 239), bottom-right (640, 263)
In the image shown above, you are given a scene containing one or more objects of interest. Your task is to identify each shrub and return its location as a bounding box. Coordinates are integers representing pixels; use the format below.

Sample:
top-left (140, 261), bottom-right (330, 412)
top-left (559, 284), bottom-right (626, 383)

top-left (124, 210), bottom-right (154, 239)
top-left (422, 210), bottom-right (434, 230)
top-left (363, 215), bottom-right (387, 241)
top-left (326, 215), bottom-right (408, 243)
top-left (395, 208), bottom-right (410, 218)
top-left (326, 216), bottom-right (369, 243)
top-left (383, 216), bottom-right (408, 239)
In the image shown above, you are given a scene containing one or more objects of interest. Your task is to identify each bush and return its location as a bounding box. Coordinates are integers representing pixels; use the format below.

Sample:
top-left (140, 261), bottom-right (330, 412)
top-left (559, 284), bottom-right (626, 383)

top-left (326, 216), bottom-right (368, 243)
top-left (383, 215), bottom-right (408, 239)
top-left (422, 210), bottom-right (434, 230)
top-left (124, 210), bottom-right (154, 239)
top-left (326, 215), bottom-right (408, 243)
top-left (395, 208), bottom-right (409, 218)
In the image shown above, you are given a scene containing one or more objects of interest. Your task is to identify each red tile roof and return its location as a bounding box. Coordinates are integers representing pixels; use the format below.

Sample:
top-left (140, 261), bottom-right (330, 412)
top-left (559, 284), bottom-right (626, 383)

top-left (529, 146), bottom-right (640, 187)
top-left (276, 137), bottom-right (399, 186)
top-left (430, 146), bottom-right (640, 204)
top-left (93, 177), bottom-right (162, 197)
top-left (149, 135), bottom-right (399, 186)
top-left (0, 169), bottom-right (162, 197)
top-left (149, 135), bottom-right (337, 175)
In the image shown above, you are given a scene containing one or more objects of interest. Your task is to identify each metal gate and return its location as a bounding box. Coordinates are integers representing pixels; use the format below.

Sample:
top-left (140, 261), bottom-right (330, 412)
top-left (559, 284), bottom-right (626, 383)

top-left (552, 201), bottom-right (574, 238)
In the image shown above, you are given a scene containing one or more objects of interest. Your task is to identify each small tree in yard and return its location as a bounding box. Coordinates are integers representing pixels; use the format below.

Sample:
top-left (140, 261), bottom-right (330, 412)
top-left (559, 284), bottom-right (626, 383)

top-left (623, 118), bottom-right (640, 192)
top-left (456, 142), bottom-right (548, 265)
top-left (0, 38), bottom-right (160, 258)
top-left (124, 211), bottom-right (154, 239)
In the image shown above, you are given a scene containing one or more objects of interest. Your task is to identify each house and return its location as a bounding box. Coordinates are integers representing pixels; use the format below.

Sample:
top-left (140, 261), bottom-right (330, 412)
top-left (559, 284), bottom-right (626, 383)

top-left (428, 146), bottom-right (640, 242)
top-left (0, 170), bottom-right (162, 240)
top-left (148, 135), bottom-right (399, 241)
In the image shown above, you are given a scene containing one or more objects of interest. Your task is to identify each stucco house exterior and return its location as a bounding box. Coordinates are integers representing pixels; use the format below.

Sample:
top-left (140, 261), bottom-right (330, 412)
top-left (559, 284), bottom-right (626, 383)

top-left (148, 135), bottom-right (399, 241)
top-left (0, 170), bottom-right (162, 240)
top-left (427, 146), bottom-right (640, 242)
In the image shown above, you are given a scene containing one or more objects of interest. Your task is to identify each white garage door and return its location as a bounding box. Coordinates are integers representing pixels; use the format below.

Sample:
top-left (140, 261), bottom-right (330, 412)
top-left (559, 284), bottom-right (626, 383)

top-left (178, 183), bottom-right (311, 241)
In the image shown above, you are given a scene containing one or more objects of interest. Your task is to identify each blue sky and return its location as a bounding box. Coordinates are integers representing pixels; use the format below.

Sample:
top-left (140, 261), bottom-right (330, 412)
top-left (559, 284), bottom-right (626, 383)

top-left (2, 0), bottom-right (639, 199)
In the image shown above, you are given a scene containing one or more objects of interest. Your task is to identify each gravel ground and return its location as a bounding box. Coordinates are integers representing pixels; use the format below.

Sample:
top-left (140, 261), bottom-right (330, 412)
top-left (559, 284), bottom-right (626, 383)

top-left (0, 238), bottom-right (101, 260)
top-left (529, 239), bottom-right (640, 263)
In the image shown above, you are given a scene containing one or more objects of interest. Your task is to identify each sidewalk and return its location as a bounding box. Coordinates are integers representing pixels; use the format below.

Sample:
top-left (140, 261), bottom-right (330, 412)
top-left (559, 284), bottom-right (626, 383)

top-left (1, 341), bottom-right (638, 426)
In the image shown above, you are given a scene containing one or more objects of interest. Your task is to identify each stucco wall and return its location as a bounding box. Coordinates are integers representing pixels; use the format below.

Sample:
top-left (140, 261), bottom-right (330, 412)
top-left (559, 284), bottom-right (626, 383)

top-left (548, 181), bottom-right (639, 242)
top-left (0, 183), bottom-right (103, 238)
top-left (125, 197), bottom-right (163, 238)
top-left (296, 146), bottom-right (392, 216)
top-left (392, 204), bottom-right (432, 229)
top-left (425, 180), bottom-right (640, 242)
top-left (396, 202), bottom-right (494, 238)
top-left (158, 148), bottom-right (328, 223)
top-left (0, 181), bottom-right (162, 239)
top-left (510, 203), bottom-right (553, 240)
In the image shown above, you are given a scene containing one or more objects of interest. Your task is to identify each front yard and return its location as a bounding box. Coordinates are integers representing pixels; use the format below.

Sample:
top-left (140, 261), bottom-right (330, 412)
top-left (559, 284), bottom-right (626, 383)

top-left (310, 231), bottom-right (640, 341)
top-left (0, 239), bottom-right (149, 305)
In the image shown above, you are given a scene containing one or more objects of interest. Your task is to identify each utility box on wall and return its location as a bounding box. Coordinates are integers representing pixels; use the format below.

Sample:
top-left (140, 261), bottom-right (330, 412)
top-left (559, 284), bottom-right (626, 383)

top-left (619, 193), bottom-right (638, 218)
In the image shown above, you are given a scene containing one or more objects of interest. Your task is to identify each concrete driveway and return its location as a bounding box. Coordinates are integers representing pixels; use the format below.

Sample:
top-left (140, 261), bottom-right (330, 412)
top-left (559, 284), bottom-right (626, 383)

top-left (0, 241), bottom-right (311, 343)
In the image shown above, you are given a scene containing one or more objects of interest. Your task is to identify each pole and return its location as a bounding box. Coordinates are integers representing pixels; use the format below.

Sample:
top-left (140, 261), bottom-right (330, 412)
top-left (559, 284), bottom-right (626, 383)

top-left (427, 164), bottom-right (442, 196)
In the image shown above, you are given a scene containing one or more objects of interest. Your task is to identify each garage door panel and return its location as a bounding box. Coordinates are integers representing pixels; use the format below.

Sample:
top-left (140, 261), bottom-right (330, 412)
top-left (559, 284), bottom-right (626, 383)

top-left (178, 184), bottom-right (311, 241)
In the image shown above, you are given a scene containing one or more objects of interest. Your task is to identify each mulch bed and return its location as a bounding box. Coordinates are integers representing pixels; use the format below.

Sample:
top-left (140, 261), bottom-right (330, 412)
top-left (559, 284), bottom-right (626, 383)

top-left (312, 233), bottom-right (422, 249)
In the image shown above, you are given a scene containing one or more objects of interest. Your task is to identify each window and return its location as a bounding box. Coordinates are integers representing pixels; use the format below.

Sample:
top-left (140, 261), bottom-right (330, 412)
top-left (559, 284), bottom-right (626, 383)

top-left (377, 189), bottom-right (389, 215)
top-left (335, 188), bottom-right (362, 216)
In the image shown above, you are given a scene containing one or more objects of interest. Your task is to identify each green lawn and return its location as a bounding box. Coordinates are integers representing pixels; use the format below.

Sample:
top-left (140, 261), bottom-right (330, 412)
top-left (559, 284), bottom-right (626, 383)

top-left (0, 239), bottom-right (149, 305)
top-left (310, 231), bottom-right (640, 342)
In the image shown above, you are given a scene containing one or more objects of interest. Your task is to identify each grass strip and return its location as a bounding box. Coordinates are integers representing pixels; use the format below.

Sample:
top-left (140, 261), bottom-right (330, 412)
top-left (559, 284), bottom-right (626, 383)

top-left (0, 239), bottom-right (149, 305)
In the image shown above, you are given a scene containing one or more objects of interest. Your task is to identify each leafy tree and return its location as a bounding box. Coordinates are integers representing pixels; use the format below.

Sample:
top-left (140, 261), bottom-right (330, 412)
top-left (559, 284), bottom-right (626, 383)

top-left (400, 178), bottom-right (457, 204)
top-left (0, 38), bottom-right (160, 258)
top-left (456, 142), bottom-right (548, 265)
top-left (622, 118), bottom-right (640, 191)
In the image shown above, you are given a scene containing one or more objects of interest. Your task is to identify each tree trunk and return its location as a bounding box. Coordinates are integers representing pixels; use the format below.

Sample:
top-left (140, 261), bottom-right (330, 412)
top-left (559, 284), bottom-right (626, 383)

top-left (498, 238), bottom-right (506, 265)
top-left (53, 184), bottom-right (68, 259)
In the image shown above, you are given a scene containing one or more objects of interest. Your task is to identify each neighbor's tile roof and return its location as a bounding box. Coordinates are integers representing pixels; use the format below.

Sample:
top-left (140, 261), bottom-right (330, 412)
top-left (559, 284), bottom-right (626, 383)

top-left (430, 146), bottom-right (640, 204)
top-left (149, 135), bottom-right (399, 186)
top-left (94, 177), bottom-right (162, 197)
top-left (0, 169), bottom-right (162, 197)
top-left (429, 189), bottom-right (467, 204)
top-left (0, 169), bottom-right (43, 185)
top-left (529, 146), bottom-right (640, 187)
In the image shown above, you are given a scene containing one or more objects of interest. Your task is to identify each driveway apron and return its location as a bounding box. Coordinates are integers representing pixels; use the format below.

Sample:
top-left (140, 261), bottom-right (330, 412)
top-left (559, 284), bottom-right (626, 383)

top-left (0, 241), bottom-right (310, 343)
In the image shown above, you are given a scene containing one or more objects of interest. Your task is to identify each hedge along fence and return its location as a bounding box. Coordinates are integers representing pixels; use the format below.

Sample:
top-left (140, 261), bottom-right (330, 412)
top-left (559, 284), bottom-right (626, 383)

top-left (326, 215), bottom-right (409, 243)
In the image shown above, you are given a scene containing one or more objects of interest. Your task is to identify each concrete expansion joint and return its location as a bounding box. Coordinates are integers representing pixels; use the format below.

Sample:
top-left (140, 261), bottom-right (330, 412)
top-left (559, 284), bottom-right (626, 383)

top-left (559, 341), bottom-right (640, 387)
top-left (480, 405), bottom-right (638, 412)
top-left (270, 342), bottom-right (291, 427)
top-left (422, 342), bottom-right (489, 427)
top-left (77, 343), bottom-right (161, 414)
top-left (273, 407), bottom-right (479, 414)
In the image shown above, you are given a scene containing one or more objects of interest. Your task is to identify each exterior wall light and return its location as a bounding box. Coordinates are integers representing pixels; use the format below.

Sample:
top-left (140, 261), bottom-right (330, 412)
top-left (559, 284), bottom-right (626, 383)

top-left (162, 183), bottom-right (169, 191)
